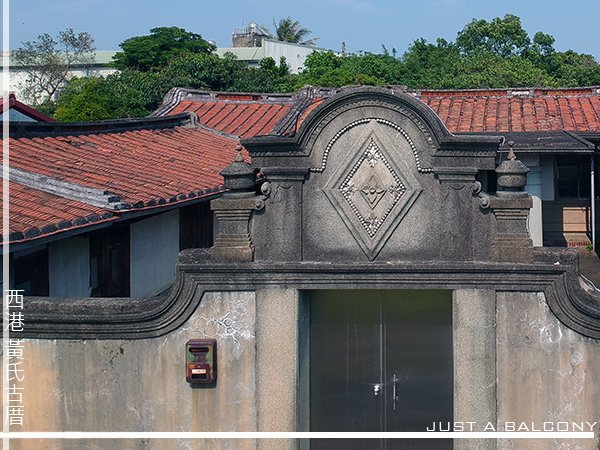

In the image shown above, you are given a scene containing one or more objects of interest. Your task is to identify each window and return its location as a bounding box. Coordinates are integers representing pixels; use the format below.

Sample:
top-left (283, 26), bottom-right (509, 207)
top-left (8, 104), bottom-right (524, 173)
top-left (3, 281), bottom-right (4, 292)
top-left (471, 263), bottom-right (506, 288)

top-left (180, 202), bottom-right (214, 250)
top-left (556, 156), bottom-right (598, 199)
top-left (12, 247), bottom-right (49, 296)
top-left (89, 226), bottom-right (130, 297)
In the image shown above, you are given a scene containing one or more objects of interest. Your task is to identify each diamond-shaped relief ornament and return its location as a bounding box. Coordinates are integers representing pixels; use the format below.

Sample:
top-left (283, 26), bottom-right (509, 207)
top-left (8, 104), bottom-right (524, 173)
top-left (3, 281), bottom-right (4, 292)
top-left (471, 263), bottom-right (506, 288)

top-left (324, 130), bottom-right (422, 260)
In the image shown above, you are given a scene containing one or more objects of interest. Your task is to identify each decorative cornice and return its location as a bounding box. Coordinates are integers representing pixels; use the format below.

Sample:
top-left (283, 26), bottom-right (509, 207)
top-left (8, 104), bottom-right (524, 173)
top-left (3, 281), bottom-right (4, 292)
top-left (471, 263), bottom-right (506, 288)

top-left (19, 250), bottom-right (600, 340)
top-left (545, 270), bottom-right (600, 339)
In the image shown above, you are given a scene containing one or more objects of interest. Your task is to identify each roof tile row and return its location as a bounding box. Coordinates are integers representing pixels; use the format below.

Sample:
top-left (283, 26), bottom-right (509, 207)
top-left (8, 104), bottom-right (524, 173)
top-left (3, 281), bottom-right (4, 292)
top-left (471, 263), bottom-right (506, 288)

top-left (161, 86), bottom-right (600, 137)
top-left (4, 117), bottom-right (238, 243)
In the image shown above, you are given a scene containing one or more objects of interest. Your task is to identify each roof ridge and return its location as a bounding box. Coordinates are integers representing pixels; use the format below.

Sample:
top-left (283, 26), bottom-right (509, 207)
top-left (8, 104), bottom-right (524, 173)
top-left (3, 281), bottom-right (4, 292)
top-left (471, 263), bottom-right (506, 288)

top-left (151, 87), bottom-right (296, 118)
top-left (6, 113), bottom-right (196, 138)
top-left (193, 122), bottom-right (241, 141)
top-left (1, 165), bottom-right (126, 209)
top-left (272, 86), bottom-right (317, 136)
top-left (418, 86), bottom-right (600, 98)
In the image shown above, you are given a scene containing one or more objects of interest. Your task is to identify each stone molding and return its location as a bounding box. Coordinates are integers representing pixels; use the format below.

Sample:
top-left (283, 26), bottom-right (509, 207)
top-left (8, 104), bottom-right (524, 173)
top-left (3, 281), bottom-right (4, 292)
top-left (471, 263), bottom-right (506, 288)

top-left (19, 249), bottom-right (600, 340)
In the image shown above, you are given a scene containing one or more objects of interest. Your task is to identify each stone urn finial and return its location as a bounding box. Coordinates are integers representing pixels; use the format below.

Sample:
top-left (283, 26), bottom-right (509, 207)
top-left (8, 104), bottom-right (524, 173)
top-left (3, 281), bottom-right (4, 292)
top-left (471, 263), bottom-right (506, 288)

top-left (489, 139), bottom-right (533, 262)
top-left (495, 141), bottom-right (529, 196)
top-left (219, 144), bottom-right (256, 197)
top-left (210, 144), bottom-right (258, 262)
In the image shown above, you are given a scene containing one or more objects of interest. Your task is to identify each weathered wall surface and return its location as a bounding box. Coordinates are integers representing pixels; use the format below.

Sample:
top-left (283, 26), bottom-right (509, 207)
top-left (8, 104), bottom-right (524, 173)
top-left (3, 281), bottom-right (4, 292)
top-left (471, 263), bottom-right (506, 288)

top-left (301, 108), bottom-right (485, 263)
top-left (49, 236), bottom-right (91, 297)
top-left (11, 291), bottom-right (257, 450)
top-left (497, 291), bottom-right (600, 449)
top-left (130, 210), bottom-right (179, 297)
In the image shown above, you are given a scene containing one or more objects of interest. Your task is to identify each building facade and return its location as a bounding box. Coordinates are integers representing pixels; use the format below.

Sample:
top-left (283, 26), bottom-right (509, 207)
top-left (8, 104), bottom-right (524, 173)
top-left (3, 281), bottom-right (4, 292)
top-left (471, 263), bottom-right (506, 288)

top-left (2, 114), bottom-right (229, 298)
top-left (11, 87), bottom-right (600, 450)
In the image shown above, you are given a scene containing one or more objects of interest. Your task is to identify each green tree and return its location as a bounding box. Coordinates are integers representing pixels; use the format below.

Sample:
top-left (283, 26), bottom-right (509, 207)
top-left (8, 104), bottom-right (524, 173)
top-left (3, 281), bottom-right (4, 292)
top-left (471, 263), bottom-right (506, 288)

top-left (53, 76), bottom-right (148, 122)
top-left (232, 57), bottom-right (296, 93)
top-left (14, 28), bottom-right (95, 105)
top-left (456, 14), bottom-right (531, 57)
top-left (112, 27), bottom-right (215, 71)
top-left (159, 53), bottom-right (245, 91)
top-left (273, 17), bottom-right (317, 46)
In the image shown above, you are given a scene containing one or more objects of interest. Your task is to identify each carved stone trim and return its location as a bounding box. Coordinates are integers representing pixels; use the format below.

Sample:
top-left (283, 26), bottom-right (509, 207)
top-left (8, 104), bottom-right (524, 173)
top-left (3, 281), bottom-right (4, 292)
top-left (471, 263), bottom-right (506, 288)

top-left (310, 117), bottom-right (434, 174)
top-left (323, 130), bottom-right (422, 260)
top-left (19, 253), bottom-right (600, 341)
top-left (310, 118), bottom-right (371, 173)
top-left (375, 118), bottom-right (434, 173)
top-left (544, 274), bottom-right (600, 339)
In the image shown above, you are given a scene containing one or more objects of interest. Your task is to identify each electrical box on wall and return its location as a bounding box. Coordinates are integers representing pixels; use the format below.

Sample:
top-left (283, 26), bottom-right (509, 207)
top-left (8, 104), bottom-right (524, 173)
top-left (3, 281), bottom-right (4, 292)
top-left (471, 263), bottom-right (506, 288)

top-left (186, 339), bottom-right (217, 385)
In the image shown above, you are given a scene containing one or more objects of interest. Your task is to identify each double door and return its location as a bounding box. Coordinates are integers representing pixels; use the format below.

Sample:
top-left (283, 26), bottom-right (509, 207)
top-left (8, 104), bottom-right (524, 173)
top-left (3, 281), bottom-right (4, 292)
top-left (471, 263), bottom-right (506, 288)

top-left (310, 289), bottom-right (453, 449)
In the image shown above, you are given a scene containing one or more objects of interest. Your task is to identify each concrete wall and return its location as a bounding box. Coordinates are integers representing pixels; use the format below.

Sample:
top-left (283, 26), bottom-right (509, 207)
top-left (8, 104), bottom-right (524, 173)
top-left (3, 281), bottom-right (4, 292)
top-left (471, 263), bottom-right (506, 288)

top-left (8, 286), bottom-right (600, 449)
top-left (130, 210), bottom-right (179, 297)
top-left (497, 291), bottom-right (600, 449)
top-left (11, 291), bottom-right (257, 450)
top-left (262, 40), bottom-right (317, 74)
top-left (49, 236), bottom-right (91, 297)
top-left (3, 67), bottom-right (117, 101)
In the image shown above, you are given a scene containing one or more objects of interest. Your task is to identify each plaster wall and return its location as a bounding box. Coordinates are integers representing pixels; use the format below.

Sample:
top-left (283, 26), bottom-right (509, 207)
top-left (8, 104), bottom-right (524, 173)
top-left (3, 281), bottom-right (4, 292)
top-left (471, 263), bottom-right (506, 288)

top-left (524, 158), bottom-right (544, 246)
top-left (539, 156), bottom-right (555, 201)
top-left (496, 291), bottom-right (600, 449)
top-left (49, 236), bottom-right (91, 297)
top-left (9, 291), bottom-right (257, 450)
top-left (130, 210), bottom-right (179, 297)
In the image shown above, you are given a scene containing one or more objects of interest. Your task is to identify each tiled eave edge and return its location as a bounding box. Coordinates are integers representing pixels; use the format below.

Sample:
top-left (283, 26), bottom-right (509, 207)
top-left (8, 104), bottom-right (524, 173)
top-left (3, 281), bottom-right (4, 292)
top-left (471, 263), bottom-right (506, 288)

top-left (5, 187), bottom-right (225, 247)
top-left (17, 248), bottom-right (600, 341)
top-left (5, 112), bottom-right (198, 139)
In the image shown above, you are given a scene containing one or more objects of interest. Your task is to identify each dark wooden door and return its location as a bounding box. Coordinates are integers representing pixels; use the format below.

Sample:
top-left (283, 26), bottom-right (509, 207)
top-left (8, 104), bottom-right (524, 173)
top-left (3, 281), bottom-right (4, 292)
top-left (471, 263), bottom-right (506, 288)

top-left (310, 290), bottom-right (453, 450)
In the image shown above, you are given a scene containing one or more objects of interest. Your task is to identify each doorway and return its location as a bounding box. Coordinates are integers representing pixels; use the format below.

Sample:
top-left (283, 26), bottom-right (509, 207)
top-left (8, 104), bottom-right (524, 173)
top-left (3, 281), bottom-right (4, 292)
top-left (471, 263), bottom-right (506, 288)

top-left (309, 289), bottom-right (453, 449)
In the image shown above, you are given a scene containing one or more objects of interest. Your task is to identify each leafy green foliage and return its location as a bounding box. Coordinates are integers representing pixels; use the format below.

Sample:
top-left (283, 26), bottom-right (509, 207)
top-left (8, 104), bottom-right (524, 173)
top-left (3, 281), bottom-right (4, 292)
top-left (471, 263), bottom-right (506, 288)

top-left (53, 75), bottom-right (149, 121)
top-left (52, 53), bottom-right (296, 121)
top-left (50, 15), bottom-right (600, 122)
top-left (273, 17), bottom-right (317, 46)
top-left (456, 14), bottom-right (530, 57)
top-left (297, 14), bottom-right (600, 89)
top-left (14, 28), bottom-right (95, 105)
top-left (112, 27), bottom-right (215, 71)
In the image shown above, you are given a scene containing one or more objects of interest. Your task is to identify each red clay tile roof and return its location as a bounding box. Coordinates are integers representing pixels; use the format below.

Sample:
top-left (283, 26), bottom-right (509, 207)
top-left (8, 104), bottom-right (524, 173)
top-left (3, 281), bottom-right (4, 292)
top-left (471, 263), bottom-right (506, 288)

top-left (157, 86), bottom-right (600, 136)
top-left (9, 126), bottom-right (232, 207)
top-left (156, 89), bottom-right (300, 138)
top-left (170, 100), bottom-right (293, 138)
top-left (3, 113), bottom-right (238, 243)
top-left (7, 85), bottom-right (600, 244)
top-left (419, 87), bottom-right (600, 133)
top-left (2, 181), bottom-right (115, 242)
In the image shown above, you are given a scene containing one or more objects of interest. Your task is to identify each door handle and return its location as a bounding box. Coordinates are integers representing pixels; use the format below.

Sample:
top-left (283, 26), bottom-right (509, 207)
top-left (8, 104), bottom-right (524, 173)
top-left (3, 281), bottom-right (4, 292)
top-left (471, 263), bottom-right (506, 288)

top-left (393, 373), bottom-right (398, 411)
top-left (373, 383), bottom-right (382, 397)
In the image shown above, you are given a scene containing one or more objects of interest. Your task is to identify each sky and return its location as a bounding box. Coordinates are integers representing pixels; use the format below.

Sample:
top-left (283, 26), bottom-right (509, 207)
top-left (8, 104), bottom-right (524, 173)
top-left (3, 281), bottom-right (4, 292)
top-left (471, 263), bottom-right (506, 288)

top-left (4, 0), bottom-right (600, 60)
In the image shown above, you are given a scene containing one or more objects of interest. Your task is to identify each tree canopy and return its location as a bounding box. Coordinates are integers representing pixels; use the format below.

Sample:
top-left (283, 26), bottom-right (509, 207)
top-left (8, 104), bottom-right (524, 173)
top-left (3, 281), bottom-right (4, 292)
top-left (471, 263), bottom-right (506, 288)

top-left (14, 28), bottom-right (95, 105)
top-left (112, 27), bottom-right (215, 71)
top-left (295, 14), bottom-right (600, 89)
top-left (273, 17), bottom-right (317, 46)
top-left (44, 15), bottom-right (600, 122)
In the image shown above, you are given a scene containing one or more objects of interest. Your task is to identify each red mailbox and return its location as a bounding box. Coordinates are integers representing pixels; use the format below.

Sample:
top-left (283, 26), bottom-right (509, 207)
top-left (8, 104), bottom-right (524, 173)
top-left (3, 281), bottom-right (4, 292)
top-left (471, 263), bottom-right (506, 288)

top-left (186, 339), bottom-right (217, 385)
